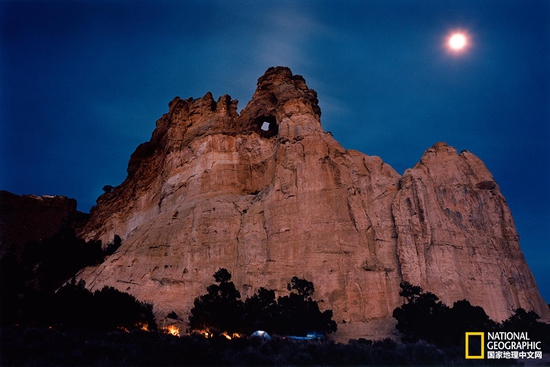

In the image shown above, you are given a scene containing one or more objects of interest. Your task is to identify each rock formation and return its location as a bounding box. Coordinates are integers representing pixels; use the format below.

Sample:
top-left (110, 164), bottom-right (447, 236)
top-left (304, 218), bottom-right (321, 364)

top-left (77, 66), bottom-right (549, 340)
top-left (0, 190), bottom-right (86, 257)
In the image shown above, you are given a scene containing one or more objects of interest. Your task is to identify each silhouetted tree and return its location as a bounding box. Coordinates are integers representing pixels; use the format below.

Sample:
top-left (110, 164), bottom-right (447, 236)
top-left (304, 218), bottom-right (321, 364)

top-left (93, 286), bottom-right (156, 331)
top-left (393, 282), bottom-right (450, 345)
top-left (213, 268), bottom-right (232, 283)
top-left (287, 276), bottom-right (314, 298)
top-left (449, 299), bottom-right (497, 331)
top-left (274, 276), bottom-right (337, 336)
top-left (102, 185), bottom-right (114, 193)
top-left (104, 234), bottom-right (122, 256)
top-left (21, 226), bottom-right (103, 292)
top-left (243, 287), bottom-right (279, 333)
top-left (502, 308), bottom-right (550, 351)
top-left (398, 281), bottom-right (423, 301)
top-left (49, 280), bottom-right (156, 332)
top-left (188, 268), bottom-right (244, 335)
top-left (190, 271), bottom-right (337, 337)
top-left (0, 225), bottom-right (104, 327)
top-left (393, 282), bottom-right (500, 347)
top-left (502, 308), bottom-right (540, 331)
top-left (49, 278), bottom-right (95, 329)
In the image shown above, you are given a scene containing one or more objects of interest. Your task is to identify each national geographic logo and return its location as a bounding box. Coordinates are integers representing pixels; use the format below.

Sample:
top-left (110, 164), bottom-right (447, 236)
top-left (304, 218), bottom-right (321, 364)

top-left (465, 332), bottom-right (484, 359)
top-left (465, 332), bottom-right (543, 360)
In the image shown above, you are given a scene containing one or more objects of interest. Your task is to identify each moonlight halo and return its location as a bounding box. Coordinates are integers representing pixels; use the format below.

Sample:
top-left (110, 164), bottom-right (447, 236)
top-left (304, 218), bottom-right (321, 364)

top-left (448, 32), bottom-right (468, 51)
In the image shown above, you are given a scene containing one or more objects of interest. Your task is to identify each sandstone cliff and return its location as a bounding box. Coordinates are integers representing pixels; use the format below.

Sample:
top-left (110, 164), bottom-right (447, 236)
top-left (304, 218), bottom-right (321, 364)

top-left (78, 67), bottom-right (549, 340)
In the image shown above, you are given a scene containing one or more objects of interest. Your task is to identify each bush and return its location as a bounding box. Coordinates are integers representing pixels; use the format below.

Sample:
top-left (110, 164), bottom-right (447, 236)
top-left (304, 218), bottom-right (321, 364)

top-left (104, 234), bottom-right (122, 256)
top-left (93, 286), bottom-right (157, 332)
top-left (49, 279), bottom-right (157, 332)
top-left (0, 226), bottom-right (103, 327)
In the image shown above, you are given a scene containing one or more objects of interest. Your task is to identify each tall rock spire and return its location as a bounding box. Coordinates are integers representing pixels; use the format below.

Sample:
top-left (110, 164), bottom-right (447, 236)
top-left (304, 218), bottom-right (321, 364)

top-left (393, 142), bottom-right (548, 322)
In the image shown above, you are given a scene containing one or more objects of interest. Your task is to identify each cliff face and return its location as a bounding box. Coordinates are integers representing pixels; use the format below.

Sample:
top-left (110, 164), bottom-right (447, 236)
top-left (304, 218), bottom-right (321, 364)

top-left (0, 191), bottom-right (86, 257)
top-left (392, 143), bottom-right (547, 323)
top-left (78, 67), bottom-right (548, 340)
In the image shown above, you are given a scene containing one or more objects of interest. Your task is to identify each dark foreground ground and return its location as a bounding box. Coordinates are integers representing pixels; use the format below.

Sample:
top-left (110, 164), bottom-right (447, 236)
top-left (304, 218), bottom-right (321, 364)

top-left (0, 327), bottom-right (527, 367)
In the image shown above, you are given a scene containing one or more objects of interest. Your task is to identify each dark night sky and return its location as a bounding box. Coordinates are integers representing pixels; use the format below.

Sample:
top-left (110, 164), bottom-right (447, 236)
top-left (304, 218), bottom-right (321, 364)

top-left (1, 1), bottom-right (549, 303)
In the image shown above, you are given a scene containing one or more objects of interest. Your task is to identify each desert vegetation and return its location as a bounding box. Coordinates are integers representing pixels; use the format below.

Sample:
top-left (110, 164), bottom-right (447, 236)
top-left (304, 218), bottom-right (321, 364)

top-left (1, 230), bottom-right (549, 366)
top-left (0, 226), bottom-right (126, 327)
top-left (48, 279), bottom-right (156, 332)
top-left (189, 268), bottom-right (337, 337)
top-left (393, 281), bottom-right (550, 351)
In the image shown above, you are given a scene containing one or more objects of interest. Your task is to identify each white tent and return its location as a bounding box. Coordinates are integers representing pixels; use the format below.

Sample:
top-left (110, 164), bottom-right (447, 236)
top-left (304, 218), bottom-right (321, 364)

top-left (250, 330), bottom-right (271, 340)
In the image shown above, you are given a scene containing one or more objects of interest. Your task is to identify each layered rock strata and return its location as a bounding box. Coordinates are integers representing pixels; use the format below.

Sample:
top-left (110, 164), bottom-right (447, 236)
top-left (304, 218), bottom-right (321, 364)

top-left (78, 67), bottom-right (548, 340)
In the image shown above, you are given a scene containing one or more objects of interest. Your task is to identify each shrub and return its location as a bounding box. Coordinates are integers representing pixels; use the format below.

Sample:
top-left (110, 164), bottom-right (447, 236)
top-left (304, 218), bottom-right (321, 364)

top-left (49, 280), bottom-right (157, 332)
top-left (104, 234), bottom-right (122, 256)
top-left (0, 226), bottom-right (103, 327)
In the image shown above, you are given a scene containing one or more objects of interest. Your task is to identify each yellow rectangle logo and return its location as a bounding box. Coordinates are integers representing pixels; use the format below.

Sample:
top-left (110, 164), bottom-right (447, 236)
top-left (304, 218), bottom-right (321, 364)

top-left (465, 332), bottom-right (485, 359)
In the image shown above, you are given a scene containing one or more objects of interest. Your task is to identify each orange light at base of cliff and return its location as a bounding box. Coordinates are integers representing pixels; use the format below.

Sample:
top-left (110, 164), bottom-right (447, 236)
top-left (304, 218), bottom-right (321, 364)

top-left (164, 325), bottom-right (180, 337)
top-left (196, 330), bottom-right (242, 339)
top-left (198, 330), bottom-right (211, 338)
top-left (220, 332), bottom-right (243, 340)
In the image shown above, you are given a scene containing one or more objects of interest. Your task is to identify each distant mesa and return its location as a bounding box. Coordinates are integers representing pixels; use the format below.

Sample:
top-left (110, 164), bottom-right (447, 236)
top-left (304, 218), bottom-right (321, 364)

top-left (0, 190), bottom-right (87, 257)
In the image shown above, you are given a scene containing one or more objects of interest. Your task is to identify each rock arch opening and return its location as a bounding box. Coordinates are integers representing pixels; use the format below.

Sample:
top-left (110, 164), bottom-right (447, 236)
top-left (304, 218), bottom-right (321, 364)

top-left (254, 115), bottom-right (278, 138)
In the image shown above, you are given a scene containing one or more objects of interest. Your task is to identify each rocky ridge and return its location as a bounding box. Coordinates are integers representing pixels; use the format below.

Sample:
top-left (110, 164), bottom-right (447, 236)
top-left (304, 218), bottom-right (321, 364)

top-left (78, 67), bottom-right (549, 340)
top-left (0, 190), bottom-right (86, 257)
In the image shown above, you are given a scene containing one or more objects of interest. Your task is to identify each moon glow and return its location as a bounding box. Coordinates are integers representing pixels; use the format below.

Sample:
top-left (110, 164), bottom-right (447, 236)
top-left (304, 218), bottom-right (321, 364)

top-left (449, 33), bottom-right (467, 50)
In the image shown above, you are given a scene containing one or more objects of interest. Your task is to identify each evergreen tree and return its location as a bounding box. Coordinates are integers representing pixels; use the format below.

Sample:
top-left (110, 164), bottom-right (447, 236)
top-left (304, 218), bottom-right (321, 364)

top-left (188, 268), bottom-right (244, 335)
top-left (243, 287), bottom-right (278, 333)
top-left (393, 282), bottom-right (450, 345)
top-left (274, 276), bottom-right (337, 336)
top-left (393, 282), bottom-right (500, 347)
top-left (190, 271), bottom-right (337, 337)
top-left (502, 308), bottom-right (550, 351)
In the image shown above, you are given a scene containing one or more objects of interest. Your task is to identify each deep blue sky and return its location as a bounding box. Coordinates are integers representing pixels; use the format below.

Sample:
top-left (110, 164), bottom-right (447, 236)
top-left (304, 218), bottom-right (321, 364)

top-left (1, 1), bottom-right (549, 303)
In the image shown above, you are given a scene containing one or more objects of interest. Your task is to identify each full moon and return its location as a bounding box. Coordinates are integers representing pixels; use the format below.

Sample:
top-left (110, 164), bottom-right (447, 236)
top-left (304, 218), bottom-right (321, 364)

top-left (449, 33), bottom-right (467, 50)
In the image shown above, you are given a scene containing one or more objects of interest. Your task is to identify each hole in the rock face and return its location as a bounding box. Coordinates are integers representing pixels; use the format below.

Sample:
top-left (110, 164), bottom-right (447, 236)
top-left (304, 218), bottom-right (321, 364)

top-left (254, 115), bottom-right (278, 138)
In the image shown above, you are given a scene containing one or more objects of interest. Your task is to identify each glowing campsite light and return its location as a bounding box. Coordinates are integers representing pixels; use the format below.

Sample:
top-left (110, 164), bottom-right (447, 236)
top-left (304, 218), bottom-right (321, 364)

top-left (221, 332), bottom-right (242, 340)
top-left (164, 325), bottom-right (180, 337)
top-left (197, 330), bottom-right (242, 339)
top-left (198, 330), bottom-right (213, 338)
